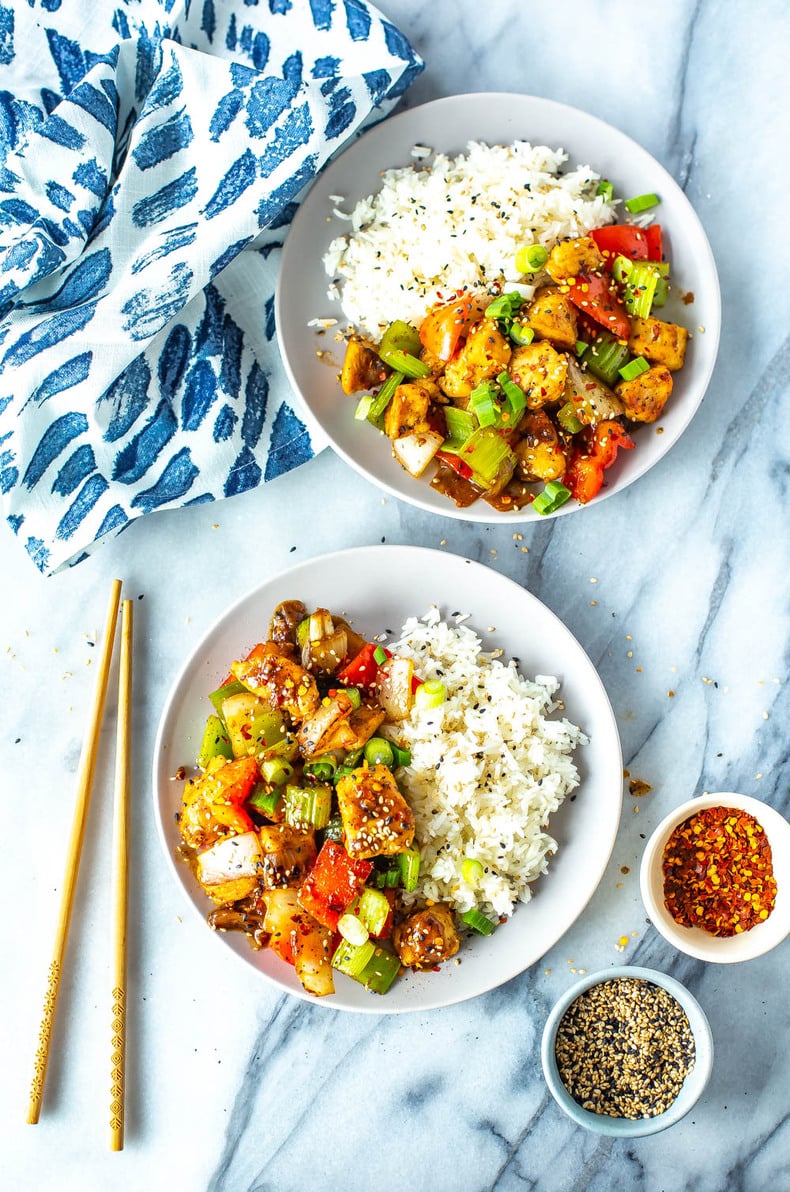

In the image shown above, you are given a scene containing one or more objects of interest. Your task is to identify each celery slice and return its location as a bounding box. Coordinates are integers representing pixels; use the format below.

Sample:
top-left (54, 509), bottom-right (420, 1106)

top-left (357, 887), bottom-right (391, 936)
top-left (359, 947), bottom-right (401, 994)
top-left (581, 334), bottom-right (631, 387)
top-left (283, 783), bottom-right (332, 829)
top-left (332, 938), bottom-right (376, 977)
top-left (456, 427), bottom-right (516, 490)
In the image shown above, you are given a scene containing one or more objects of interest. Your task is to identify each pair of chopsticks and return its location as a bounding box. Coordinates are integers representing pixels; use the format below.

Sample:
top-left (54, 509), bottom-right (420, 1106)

top-left (27, 578), bottom-right (133, 1151)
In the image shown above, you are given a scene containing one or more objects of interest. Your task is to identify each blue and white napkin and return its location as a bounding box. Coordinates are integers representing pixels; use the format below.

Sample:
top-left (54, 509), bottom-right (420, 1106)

top-left (0, 0), bottom-right (422, 575)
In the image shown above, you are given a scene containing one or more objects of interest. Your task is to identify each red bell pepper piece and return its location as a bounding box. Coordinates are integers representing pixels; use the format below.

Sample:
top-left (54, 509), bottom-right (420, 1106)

top-left (419, 295), bottom-right (474, 361)
top-left (298, 841), bottom-right (373, 930)
top-left (568, 273), bottom-right (631, 339)
top-left (566, 421), bottom-right (635, 504)
top-left (434, 449), bottom-right (473, 480)
top-left (591, 224), bottom-right (649, 265)
top-left (645, 223), bottom-right (663, 261)
top-left (336, 641), bottom-right (390, 688)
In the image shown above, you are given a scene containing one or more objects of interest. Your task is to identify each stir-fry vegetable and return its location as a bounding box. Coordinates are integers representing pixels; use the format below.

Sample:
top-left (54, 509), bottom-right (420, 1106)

top-left (338, 199), bottom-right (689, 514)
top-left (176, 599), bottom-right (487, 998)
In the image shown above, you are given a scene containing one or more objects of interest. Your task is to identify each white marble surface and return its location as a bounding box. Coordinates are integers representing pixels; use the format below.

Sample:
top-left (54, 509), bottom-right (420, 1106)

top-left (5, 1), bottom-right (789, 1189)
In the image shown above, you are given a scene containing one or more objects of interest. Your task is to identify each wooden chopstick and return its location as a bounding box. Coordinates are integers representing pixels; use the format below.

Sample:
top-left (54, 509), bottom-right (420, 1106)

top-left (109, 599), bottom-right (133, 1151)
top-left (27, 578), bottom-right (122, 1126)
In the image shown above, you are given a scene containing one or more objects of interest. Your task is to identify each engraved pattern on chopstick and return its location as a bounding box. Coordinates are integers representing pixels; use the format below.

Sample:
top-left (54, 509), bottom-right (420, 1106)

top-left (29, 960), bottom-right (61, 1114)
top-left (109, 985), bottom-right (125, 1131)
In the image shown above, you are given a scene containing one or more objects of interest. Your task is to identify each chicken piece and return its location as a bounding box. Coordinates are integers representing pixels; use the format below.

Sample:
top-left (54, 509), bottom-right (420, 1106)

top-left (509, 340), bottom-right (569, 409)
top-left (258, 824), bottom-right (317, 889)
top-left (335, 764), bottom-right (415, 860)
top-left (231, 644), bottom-right (319, 722)
top-left (514, 410), bottom-right (568, 482)
top-left (545, 235), bottom-right (605, 283)
top-left (318, 704), bottom-right (386, 755)
top-left (383, 378), bottom-right (440, 439)
top-left (627, 315), bottom-right (689, 371)
top-left (616, 364), bottom-right (673, 423)
top-left (269, 600), bottom-right (307, 646)
top-left (392, 903), bottom-right (460, 970)
top-left (525, 287), bottom-right (579, 350)
top-left (341, 339), bottom-right (387, 395)
top-left (439, 319), bottom-right (512, 399)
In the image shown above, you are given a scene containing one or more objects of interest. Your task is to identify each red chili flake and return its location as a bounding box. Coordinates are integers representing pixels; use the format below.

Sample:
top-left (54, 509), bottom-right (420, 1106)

top-left (661, 805), bottom-right (777, 936)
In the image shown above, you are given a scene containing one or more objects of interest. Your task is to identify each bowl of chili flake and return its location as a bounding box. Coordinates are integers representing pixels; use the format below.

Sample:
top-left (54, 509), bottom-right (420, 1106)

top-left (640, 792), bottom-right (790, 963)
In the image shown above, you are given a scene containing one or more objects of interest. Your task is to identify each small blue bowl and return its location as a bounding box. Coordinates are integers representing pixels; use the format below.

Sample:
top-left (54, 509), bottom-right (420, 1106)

top-left (541, 965), bottom-right (713, 1136)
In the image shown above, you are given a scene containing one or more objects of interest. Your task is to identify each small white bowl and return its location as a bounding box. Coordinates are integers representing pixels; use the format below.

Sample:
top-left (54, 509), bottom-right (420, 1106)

top-left (640, 792), bottom-right (790, 963)
top-left (541, 966), bottom-right (713, 1136)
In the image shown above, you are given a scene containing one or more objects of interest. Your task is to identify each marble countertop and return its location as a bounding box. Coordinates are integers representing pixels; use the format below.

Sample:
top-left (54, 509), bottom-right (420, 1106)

top-left (5, 1), bottom-right (789, 1189)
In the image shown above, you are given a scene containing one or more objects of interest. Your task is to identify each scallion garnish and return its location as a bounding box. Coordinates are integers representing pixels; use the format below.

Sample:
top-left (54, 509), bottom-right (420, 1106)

top-left (532, 480), bottom-right (572, 516)
top-left (461, 857), bottom-right (484, 886)
top-left (461, 908), bottom-right (496, 935)
top-left (618, 356), bottom-right (651, 381)
top-left (485, 291), bottom-right (525, 320)
top-left (509, 321), bottom-right (535, 347)
top-left (624, 192), bottom-right (660, 214)
top-left (388, 741), bottom-right (412, 768)
top-left (344, 686), bottom-right (362, 709)
top-left (247, 787), bottom-right (282, 816)
top-left (414, 679), bottom-right (446, 709)
top-left (556, 401), bottom-right (585, 435)
top-left (261, 757), bottom-right (294, 786)
top-left (304, 754), bottom-right (336, 782)
top-left (514, 244), bottom-right (548, 273)
top-left (364, 737), bottom-right (394, 767)
top-left (354, 394), bottom-right (374, 421)
top-left (337, 912), bottom-right (370, 947)
top-left (596, 179), bottom-right (614, 202)
top-left (373, 645), bottom-right (388, 665)
top-left (398, 848), bottom-right (420, 893)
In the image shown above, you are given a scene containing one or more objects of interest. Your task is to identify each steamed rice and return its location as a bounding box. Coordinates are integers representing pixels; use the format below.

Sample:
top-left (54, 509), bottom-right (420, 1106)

top-left (323, 140), bottom-right (616, 339)
top-left (387, 608), bottom-right (586, 920)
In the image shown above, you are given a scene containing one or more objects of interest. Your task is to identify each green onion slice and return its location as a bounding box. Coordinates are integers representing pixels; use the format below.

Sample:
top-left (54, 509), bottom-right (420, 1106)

top-left (398, 848), bottom-right (420, 893)
top-left (304, 754), bottom-right (337, 782)
top-left (461, 857), bottom-right (484, 886)
top-left (354, 394), bottom-right (374, 421)
top-left (485, 291), bottom-right (524, 320)
top-left (363, 737), bottom-right (394, 767)
top-left (556, 401), bottom-right (585, 435)
top-left (373, 645), bottom-right (388, 665)
top-left (338, 912), bottom-right (370, 947)
top-left (532, 480), bottom-right (572, 516)
top-left (509, 322), bottom-right (535, 347)
top-left (596, 179), bottom-right (614, 202)
top-left (624, 192), bottom-right (660, 213)
top-left (247, 787), bottom-right (282, 816)
top-left (389, 741), bottom-right (412, 768)
top-left (461, 908), bottom-right (497, 935)
top-left (357, 887), bottom-right (391, 937)
top-left (618, 356), bottom-right (651, 381)
top-left (514, 244), bottom-right (548, 273)
top-left (414, 679), bottom-right (446, 709)
top-left (261, 757), bottom-right (294, 786)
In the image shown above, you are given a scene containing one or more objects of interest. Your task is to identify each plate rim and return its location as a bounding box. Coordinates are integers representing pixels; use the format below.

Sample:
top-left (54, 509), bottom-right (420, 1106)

top-left (275, 90), bottom-right (721, 523)
top-left (152, 544), bottom-right (624, 1012)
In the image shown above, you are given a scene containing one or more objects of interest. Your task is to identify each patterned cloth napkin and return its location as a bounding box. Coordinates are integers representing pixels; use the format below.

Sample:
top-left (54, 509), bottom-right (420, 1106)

top-left (0, 0), bottom-right (422, 575)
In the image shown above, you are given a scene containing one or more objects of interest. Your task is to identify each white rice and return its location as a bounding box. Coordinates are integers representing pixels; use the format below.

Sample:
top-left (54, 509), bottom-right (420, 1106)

top-left (386, 608), bottom-right (586, 921)
top-left (323, 140), bottom-right (617, 339)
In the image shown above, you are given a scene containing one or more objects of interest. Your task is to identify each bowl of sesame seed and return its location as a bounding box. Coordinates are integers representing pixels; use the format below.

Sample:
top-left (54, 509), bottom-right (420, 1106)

top-left (541, 965), bottom-right (713, 1135)
top-left (640, 792), bottom-right (790, 963)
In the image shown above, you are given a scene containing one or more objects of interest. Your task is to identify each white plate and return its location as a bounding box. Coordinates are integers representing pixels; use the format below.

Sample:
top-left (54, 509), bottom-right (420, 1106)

top-left (153, 546), bottom-right (623, 1012)
top-left (276, 92), bottom-right (721, 522)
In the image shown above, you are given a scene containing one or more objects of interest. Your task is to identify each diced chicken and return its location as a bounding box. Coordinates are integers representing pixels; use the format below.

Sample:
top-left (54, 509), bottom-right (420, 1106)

top-left (258, 824), bottom-right (317, 889)
top-left (341, 339), bottom-right (386, 395)
top-left (616, 364), bottom-right (673, 422)
top-left (383, 378), bottom-right (440, 439)
top-left (293, 919), bottom-right (335, 997)
top-left (515, 411), bottom-right (568, 482)
top-left (545, 235), bottom-right (605, 283)
top-left (627, 315), bottom-right (689, 371)
top-left (564, 358), bottom-right (625, 425)
top-left (335, 764), bottom-right (415, 860)
top-left (439, 319), bottom-right (512, 399)
top-left (268, 600), bottom-right (307, 646)
top-left (526, 288), bottom-right (579, 350)
top-left (392, 430), bottom-right (445, 478)
top-left (231, 645), bottom-right (319, 722)
top-left (392, 903), bottom-right (460, 970)
top-left (508, 340), bottom-right (569, 409)
top-left (197, 831), bottom-right (263, 887)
